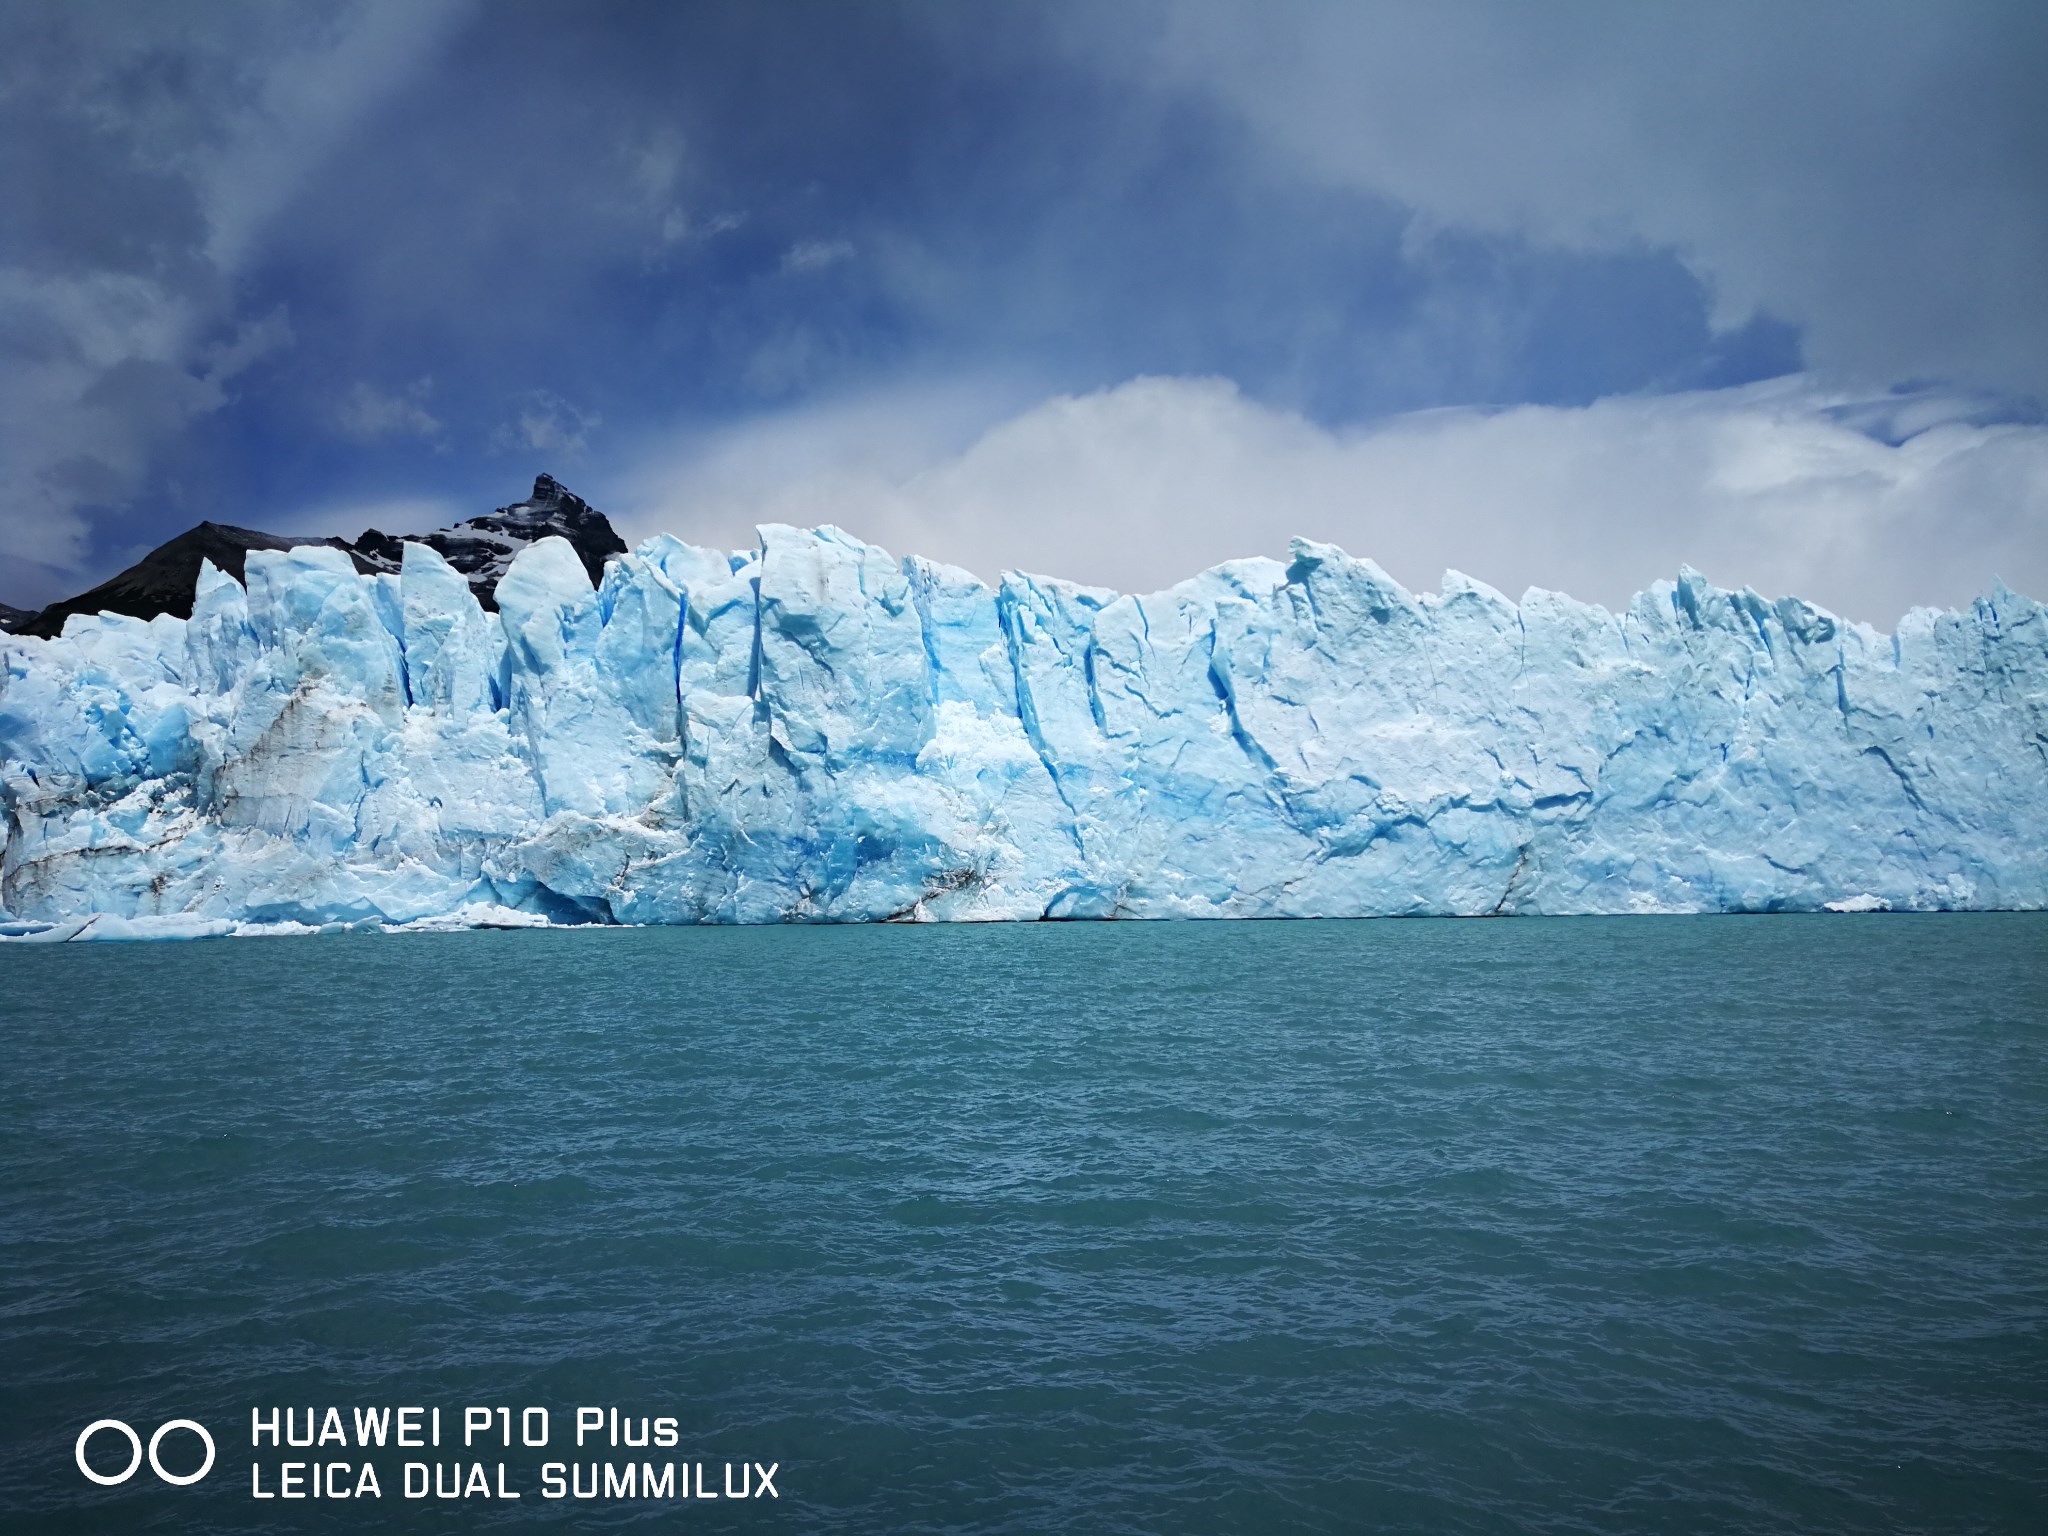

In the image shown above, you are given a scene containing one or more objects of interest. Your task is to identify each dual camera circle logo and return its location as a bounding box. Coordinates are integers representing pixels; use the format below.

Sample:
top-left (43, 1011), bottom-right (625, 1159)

top-left (75, 1419), bottom-right (215, 1487)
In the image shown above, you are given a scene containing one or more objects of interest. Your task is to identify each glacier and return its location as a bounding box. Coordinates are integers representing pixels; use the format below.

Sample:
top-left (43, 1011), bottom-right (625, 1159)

top-left (2, 525), bottom-right (2044, 938)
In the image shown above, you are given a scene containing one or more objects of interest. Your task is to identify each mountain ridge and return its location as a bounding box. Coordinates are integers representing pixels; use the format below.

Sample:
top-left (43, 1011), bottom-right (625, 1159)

top-left (3, 475), bottom-right (625, 638)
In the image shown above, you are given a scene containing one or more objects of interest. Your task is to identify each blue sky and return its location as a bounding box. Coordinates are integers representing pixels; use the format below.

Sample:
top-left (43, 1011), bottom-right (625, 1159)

top-left (3, 1), bottom-right (2044, 621)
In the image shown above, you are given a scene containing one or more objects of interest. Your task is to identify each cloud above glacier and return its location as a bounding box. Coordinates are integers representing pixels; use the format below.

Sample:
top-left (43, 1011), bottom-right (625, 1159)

top-left (1068, 1), bottom-right (2048, 401)
top-left (1, 1), bottom-right (2043, 617)
top-left (616, 374), bottom-right (2048, 626)
top-left (0, 0), bottom-right (471, 594)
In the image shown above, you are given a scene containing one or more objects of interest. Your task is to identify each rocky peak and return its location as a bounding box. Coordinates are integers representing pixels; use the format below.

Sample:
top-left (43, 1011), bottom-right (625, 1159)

top-left (347, 475), bottom-right (628, 609)
top-left (5, 477), bottom-right (629, 634)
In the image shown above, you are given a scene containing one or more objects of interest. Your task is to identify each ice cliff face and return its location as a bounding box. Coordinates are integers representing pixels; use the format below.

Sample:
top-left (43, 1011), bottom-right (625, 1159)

top-left (2, 526), bottom-right (2044, 936)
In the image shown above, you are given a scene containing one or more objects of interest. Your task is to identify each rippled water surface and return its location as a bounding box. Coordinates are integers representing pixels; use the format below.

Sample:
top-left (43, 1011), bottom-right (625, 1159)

top-left (2, 915), bottom-right (2045, 1533)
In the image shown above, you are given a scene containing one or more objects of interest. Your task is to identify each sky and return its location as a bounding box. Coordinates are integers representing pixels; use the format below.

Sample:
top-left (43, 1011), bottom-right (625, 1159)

top-left (3, 0), bottom-right (2045, 625)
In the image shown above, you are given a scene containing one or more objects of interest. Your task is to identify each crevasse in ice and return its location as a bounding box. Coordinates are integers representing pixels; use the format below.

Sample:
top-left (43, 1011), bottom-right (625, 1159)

top-left (2, 527), bottom-right (2043, 936)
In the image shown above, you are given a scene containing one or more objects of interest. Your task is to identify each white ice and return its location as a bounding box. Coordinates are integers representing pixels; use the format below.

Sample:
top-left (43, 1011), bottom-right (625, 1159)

top-left (3, 527), bottom-right (2043, 937)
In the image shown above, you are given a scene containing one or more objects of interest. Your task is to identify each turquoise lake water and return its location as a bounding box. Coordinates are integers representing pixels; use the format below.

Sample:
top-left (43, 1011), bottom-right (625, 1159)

top-left (2, 915), bottom-right (2044, 1532)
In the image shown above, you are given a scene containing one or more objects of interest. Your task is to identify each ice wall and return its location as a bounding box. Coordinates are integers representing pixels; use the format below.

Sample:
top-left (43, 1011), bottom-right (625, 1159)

top-left (3, 527), bottom-right (2044, 936)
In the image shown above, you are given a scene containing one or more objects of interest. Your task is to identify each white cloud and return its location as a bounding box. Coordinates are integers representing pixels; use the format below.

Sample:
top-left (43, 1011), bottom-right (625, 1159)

top-left (196, 0), bottom-right (478, 271)
top-left (0, 274), bottom-right (293, 582)
top-left (335, 377), bottom-right (442, 443)
top-left (1060, 2), bottom-right (2048, 402)
top-left (620, 125), bottom-right (702, 255)
top-left (780, 238), bottom-right (855, 274)
top-left (495, 389), bottom-right (601, 459)
top-left (613, 374), bottom-right (2048, 626)
top-left (628, 126), bottom-right (687, 208)
top-left (0, 0), bottom-right (470, 595)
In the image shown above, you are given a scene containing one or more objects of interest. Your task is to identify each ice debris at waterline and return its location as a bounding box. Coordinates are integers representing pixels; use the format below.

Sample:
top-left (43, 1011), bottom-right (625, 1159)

top-left (1, 527), bottom-right (2044, 939)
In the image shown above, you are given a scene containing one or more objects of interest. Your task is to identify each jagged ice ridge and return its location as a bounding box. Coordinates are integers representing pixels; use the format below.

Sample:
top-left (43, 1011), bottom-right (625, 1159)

top-left (2, 526), bottom-right (2044, 939)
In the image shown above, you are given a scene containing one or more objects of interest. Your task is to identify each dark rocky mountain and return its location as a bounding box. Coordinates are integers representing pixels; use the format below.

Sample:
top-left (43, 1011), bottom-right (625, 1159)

top-left (12, 523), bottom-right (370, 639)
top-left (4, 476), bottom-right (626, 638)
top-left (348, 474), bottom-right (625, 610)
